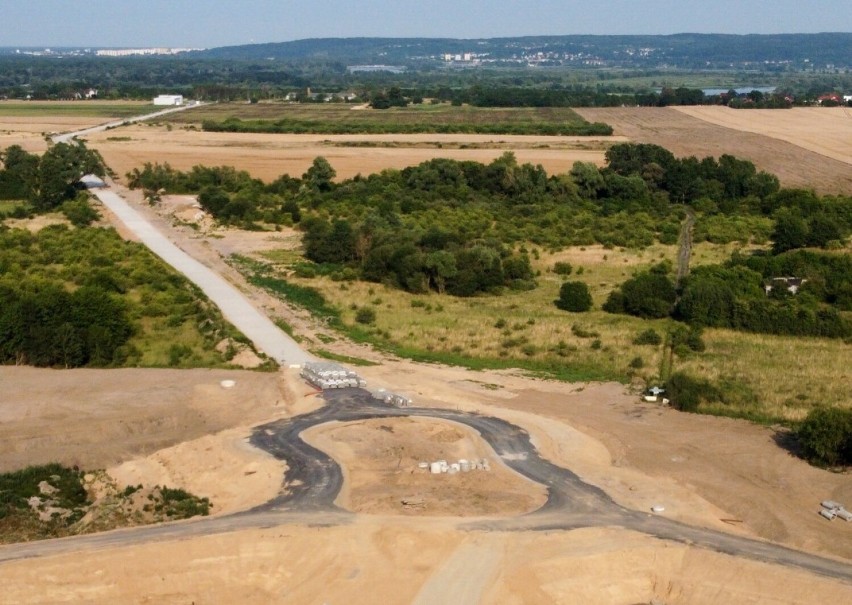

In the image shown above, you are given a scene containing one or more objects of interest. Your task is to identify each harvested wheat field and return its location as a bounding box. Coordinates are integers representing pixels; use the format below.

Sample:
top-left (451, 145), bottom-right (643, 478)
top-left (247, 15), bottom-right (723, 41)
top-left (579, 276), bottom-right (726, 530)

top-left (673, 106), bottom-right (852, 165)
top-left (0, 116), bottom-right (106, 152)
top-left (0, 101), bottom-right (151, 152)
top-left (84, 124), bottom-right (619, 182)
top-left (575, 107), bottom-right (852, 193)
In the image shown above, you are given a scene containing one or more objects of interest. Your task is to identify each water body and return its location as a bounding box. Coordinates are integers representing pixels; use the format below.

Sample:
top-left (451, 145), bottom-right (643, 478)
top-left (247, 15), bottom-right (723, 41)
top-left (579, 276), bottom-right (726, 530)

top-left (702, 86), bottom-right (777, 96)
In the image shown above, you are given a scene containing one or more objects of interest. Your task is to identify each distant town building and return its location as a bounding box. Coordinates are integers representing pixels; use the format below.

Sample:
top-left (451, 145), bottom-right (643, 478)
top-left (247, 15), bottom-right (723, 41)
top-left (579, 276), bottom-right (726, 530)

top-left (153, 94), bottom-right (184, 106)
top-left (96, 48), bottom-right (201, 57)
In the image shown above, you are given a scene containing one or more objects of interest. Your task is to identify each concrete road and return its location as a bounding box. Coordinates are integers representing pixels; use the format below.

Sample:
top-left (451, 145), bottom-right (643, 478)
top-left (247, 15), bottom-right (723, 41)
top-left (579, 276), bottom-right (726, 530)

top-left (52, 103), bottom-right (203, 144)
top-left (90, 187), bottom-right (312, 365)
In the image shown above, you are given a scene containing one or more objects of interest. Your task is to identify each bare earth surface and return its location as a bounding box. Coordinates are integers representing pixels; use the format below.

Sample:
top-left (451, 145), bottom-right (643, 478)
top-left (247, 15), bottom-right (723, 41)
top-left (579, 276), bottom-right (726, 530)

top-left (2, 364), bottom-right (850, 603)
top-left (672, 106), bottom-right (852, 165)
top-left (575, 107), bottom-right (852, 193)
top-left (85, 125), bottom-right (617, 181)
top-left (302, 417), bottom-right (548, 516)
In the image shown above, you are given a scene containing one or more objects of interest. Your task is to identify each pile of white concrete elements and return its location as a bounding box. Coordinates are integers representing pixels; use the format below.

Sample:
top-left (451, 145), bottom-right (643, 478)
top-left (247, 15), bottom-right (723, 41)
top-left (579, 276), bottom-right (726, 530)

top-left (819, 500), bottom-right (852, 521)
top-left (371, 389), bottom-right (412, 407)
top-left (420, 458), bottom-right (491, 475)
top-left (301, 361), bottom-right (366, 390)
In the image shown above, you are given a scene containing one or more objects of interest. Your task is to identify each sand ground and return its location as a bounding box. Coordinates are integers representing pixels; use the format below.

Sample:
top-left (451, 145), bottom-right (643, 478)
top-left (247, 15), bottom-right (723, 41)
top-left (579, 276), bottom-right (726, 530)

top-left (1, 363), bottom-right (850, 603)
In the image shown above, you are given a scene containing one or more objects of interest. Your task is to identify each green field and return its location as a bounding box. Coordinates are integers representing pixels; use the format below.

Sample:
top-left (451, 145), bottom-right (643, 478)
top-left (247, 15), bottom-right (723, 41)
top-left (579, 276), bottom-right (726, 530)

top-left (0, 102), bottom-right (155, 118)
top-left (161, 102), bottom-right (613, 136)
top-left (237, 241), bottom-right (851, 423)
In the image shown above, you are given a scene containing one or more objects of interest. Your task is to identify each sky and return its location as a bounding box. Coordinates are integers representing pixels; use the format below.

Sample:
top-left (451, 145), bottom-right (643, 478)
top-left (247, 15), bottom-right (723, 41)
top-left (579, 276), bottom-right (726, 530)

top-left (1, 0), bottom-right (850, 48)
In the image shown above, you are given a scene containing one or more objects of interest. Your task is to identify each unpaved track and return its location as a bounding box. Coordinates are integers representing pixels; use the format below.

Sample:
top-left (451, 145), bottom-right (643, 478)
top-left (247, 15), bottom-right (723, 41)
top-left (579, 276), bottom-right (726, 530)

top-left (412, 536), bottom-right (502, 605)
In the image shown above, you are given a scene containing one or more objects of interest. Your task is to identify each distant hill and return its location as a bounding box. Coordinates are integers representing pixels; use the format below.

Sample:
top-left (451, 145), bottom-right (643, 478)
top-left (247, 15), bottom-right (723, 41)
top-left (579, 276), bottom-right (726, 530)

top-left (196, 33), bottom-right (852, 69)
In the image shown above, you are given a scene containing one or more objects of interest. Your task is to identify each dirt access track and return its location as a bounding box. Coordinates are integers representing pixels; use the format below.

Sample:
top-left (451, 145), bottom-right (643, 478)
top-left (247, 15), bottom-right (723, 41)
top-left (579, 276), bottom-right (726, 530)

top-left (575, 106), bottom-right (852, 194)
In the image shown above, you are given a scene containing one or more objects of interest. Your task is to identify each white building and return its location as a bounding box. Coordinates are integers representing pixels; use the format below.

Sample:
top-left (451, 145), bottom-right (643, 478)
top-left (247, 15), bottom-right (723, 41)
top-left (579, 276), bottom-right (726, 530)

top-left (153, 94), bottom-right (184, 106)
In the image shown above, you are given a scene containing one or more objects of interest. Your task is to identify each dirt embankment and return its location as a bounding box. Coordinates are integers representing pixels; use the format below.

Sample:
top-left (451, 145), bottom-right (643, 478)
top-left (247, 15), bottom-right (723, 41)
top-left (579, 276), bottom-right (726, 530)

top-left (575, 107), bottom-right (852, 193)
top-left (0, 366), bottom-right (291, 473)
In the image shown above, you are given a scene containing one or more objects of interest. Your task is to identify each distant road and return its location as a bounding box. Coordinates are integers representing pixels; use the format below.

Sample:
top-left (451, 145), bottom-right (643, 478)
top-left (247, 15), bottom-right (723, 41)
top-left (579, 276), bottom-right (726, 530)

top-left (52, 102), bottom-right (206, 144)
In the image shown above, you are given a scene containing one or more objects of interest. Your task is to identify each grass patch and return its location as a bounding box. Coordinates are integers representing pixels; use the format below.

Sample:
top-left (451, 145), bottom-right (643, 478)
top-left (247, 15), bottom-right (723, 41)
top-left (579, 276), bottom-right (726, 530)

top-left (234, 239), bottom-right (849, 422)
top-left (312, 348), bottom-right (379, 366)
top-left (0, 102), bottom-right (155, 118)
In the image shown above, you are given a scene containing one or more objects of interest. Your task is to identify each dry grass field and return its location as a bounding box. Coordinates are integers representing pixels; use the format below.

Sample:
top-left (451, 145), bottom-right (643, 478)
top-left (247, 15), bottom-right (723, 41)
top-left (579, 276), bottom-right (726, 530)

top-left (86, 123), bottom-right (617, 182)
top-left (673, 106), bottom-right (852, 165)
top-left (575, 106), bottom-right (852, 194)
top-left (0, 101), bottom-right (152, 153)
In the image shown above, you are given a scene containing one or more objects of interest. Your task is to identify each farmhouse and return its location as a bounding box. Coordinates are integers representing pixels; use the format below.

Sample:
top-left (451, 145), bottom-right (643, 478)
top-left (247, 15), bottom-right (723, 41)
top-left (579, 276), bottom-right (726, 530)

top-left (153, 94), bottom-right (184, 106)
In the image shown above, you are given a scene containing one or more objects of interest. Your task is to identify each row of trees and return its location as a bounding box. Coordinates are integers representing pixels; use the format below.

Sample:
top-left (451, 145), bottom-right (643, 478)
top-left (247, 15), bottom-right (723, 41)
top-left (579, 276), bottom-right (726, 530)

top-left (0, 143), bottom-right (104, 210)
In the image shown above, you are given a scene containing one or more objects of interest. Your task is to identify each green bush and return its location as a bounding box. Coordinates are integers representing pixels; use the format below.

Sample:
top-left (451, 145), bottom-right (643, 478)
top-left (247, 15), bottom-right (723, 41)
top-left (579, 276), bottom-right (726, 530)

top-left (553, 262), bottom-right (573, 275)
top-left (665, 372), bottom-right (720, 413)
top-left (555, 281), bottom-right (593, 312)
top-left (355, 306), bottom-right (377, 325)
top-left (633, 328), bottom-right (662, 346)
top-left (796, 408), bottom-right (852, 467)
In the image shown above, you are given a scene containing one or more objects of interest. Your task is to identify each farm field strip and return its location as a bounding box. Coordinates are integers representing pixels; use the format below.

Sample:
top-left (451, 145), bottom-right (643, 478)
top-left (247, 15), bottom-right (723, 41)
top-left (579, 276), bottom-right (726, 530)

top-left (672, 106), bottom-right (852, 165)
top-left (85, 126), bottom-right (614, 182)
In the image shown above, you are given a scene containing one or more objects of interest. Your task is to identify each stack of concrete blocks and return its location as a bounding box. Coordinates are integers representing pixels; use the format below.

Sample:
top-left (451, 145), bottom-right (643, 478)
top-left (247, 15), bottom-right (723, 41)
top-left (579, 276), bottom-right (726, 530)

top-left (301, 361), bottom-right (366, 390)
top-left (371, 388), bottom-right (412, 407)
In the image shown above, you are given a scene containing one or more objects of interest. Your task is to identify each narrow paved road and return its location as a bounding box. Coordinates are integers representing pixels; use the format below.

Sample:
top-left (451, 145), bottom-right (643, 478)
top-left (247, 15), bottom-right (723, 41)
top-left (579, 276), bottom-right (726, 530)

top-left (91, 187), bottom-right (312, 365)
top-left (52, 103), bottom-right (203, 144)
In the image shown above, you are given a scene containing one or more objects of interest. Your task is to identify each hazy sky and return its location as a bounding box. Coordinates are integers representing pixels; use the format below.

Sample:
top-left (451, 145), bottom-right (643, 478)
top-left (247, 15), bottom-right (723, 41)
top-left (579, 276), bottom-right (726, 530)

top-left (2, 1), bottom-right (850, 48)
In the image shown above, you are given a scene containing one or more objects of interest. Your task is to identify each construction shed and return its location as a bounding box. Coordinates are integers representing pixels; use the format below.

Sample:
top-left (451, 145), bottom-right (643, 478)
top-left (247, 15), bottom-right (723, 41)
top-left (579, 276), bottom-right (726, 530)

top-left (153, 94), bottom-right (184, 106)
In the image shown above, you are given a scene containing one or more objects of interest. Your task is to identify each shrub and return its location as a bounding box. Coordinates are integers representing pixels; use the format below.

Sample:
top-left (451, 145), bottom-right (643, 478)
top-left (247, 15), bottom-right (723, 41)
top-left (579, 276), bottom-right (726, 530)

top-left (629, 356), bottom-right (645, 369)
top-left (796, 408), bottom-right (852, 467)
top-left (555, 281), bottom-right (593, 312)
top-left (553, 262), bottom-right (573, 275)
top-left (665, 372), bottom-right (720, 413)
top-left (633, 328), bottom-right (662, 346)
top-left (571, 324), bottom-right (600, 338)
top-left (355, 306), bottom-right (377, 325)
